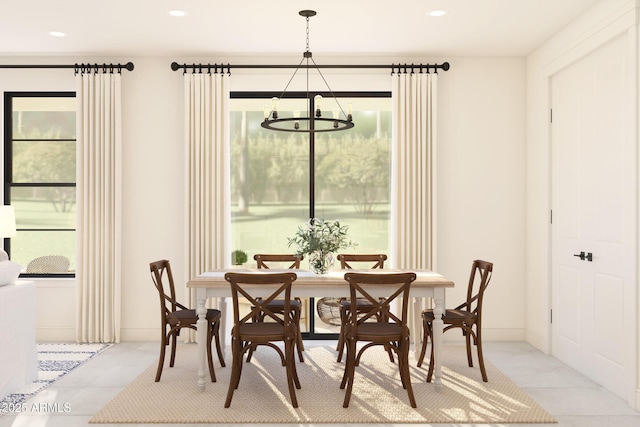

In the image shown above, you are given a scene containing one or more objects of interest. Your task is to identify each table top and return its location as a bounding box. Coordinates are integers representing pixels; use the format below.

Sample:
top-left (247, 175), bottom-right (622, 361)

top-left (188, 269), bottom-right (454, 291)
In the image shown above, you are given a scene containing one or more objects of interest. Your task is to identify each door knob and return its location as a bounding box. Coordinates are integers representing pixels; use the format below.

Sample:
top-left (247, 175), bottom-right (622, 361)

top-left (573, 251), bottom-right (586, 260)
top-left (586, 252), bottom-right (593, 262)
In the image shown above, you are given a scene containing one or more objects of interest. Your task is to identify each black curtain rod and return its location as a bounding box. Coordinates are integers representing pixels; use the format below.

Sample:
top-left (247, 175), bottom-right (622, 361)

top-left (0, 62), bottom-right (135, 72)
top-left (170, 61), bottom-right (450, 74)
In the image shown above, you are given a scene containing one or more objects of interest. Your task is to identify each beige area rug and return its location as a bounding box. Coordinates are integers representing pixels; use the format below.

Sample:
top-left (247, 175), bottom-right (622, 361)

top-left (91, 344), bottom-right (556, 424)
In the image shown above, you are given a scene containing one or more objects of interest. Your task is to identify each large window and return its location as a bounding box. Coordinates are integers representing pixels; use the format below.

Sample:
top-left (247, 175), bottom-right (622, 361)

top-left (230, 91), bottom-right (391, 336)
top-left (3, 92), bottom-right (76, 276)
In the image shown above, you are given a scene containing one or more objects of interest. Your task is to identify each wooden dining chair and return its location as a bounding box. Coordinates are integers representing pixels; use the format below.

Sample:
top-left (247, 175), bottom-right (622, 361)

top-left (248, 253), bottom-right (305, 362)
top-left (224, 271), bottom-right (301, 408)
top-left (149, 259), bottom-right (225, 382)
top-left (335, 253), bottom-right (389, 363)
top-left (340, 271), bottom-right (417, 408)
top-left (416, 259), bottom-right (493, 382)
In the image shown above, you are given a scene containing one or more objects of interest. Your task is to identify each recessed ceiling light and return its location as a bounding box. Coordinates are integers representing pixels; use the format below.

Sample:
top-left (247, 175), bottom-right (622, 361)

top-left (168, 10), bottom-right (187, 17)
top-left (48, 31), bottom-right (66, 37)
top-left (429, 10), bottom-right (447, 17)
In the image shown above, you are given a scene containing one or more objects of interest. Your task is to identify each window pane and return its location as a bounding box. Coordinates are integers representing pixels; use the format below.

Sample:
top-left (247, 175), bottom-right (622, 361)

top-left (229, 100), bottom-right (310, 261)
top-left (11, 97), bottom-right (76, 139)
top-left (12, 188), bottom-right (76, 229)
top-left (12, 140), bottom-right (76, 183)
top-left (315, 101), bottom-right (391, 256)
top-left (10, 230), bottom-right (75, 274)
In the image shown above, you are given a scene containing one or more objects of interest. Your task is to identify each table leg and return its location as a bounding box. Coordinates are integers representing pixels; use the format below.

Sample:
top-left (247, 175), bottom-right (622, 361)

top-left (432, 289), bottom-right (445, 390)
top-left (196, 288), bottom-right (207, 391)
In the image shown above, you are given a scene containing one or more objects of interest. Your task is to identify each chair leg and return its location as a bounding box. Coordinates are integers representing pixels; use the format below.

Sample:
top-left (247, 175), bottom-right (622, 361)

top-left (384, 343), bottom-right (395, 363)
top-left (213, 321), bottom-right (226, 367)
top-left (378, 310), bottom-right (395, 363)
top-left (294, 307), bottom-right (305, 362)
top-left (400, 337), bottom-right (417, 408)
top-left (169, 330), bottom-right (178, 367)
top-left (341, 338), bottom-right (357, 408)
top-left (207, 326), bottom-right (216, 382)
top-left (426, 325), bottom-right (435, 383)
top-left (476, 328), bottom-right (488, 382)
top-left (340, 336), bottom-right (353, 389)
top-left (284, 338), bottom-right (299, 408)
top-left (416, 316), bottom-right (429, 367)
top-left (246, 343), bottom-right (256, 362)
top-left (155, 331), bottom-right (167, 382)
top-left (465, 329), bottom-right (474, 367)
top-left (398, 344), bottom-right (408, 389)
top-left (224, 336), bottom-right (243, 408)
top-left (336, 306), bottom-right (347, 362)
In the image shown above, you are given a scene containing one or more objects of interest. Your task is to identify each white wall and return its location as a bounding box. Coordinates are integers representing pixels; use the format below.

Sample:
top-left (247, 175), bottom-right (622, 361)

top-left (0, 55), bottom-right (526, 343)
top-left (436, 57), bottom-right (526, 341)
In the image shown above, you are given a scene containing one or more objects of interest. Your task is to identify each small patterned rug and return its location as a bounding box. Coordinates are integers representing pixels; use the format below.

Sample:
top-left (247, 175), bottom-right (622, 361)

top-left (0, 343), bottom-right (111, 413)
top-left (91, 344), bottom-right (557, 424)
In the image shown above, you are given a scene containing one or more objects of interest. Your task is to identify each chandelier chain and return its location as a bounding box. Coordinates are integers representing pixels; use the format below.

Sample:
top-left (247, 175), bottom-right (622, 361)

top-left (307, 16), bottom-right (311, 52)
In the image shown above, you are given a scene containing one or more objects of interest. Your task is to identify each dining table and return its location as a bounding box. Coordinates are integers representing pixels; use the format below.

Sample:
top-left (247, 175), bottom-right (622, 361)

top-left (187, 268), bottom-right (454, 391)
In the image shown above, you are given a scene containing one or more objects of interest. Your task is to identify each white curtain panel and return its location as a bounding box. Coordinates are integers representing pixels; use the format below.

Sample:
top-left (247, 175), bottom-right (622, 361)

top-left (391, 71), bottom-right (438, 344)
top-left (183, 72), bottom-right (230, 310)
top-left (75, 71), bottom-right (123, 343)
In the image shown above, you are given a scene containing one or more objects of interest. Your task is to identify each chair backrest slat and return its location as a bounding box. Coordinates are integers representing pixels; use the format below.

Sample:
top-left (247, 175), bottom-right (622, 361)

top-left (338, 253), bottom-right (387, 270)
top-left (466, 259), bottom-right (493, 321)
top-left (254, 254), bottom-right (303, 270)
top-left (149, 259), bottom-right (178, 313)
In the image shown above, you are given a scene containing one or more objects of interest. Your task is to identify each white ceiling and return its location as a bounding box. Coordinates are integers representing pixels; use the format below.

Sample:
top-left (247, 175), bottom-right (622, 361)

top-left (0, 0), bottom-right (601, 58)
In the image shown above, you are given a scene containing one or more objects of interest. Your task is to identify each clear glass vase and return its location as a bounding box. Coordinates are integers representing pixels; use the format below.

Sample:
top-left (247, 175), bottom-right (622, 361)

top-left (308, 251), bottom-right (334, 274)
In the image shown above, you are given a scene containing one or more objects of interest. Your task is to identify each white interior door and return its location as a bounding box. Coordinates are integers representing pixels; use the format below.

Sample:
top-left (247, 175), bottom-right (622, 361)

top-left (550, 32), bottom-right (635, 401)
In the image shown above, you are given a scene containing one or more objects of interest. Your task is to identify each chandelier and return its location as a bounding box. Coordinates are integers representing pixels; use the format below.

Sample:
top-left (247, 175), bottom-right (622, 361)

top-left (261, 10), bottom-right (354, 133)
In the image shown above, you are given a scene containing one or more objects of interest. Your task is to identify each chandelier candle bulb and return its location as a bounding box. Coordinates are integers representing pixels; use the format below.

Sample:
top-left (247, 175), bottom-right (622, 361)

top-left (294, 110), bottom-right (300, 129)
top-left (315, 95), bottom-right (323, 117)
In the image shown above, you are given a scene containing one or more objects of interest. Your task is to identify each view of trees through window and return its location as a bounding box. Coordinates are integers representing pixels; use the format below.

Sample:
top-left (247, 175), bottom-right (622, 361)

top-left (230, 93), bottom-right (392, 336)
top-left (3, 93), bottom-right (76, 275)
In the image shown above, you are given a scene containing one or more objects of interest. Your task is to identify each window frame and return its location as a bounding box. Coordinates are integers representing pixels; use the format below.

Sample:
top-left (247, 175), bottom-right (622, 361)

top-left (3, 91), bottom-right (76, 278)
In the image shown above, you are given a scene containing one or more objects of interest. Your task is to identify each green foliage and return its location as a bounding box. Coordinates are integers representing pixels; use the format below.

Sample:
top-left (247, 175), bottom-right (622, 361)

top-left (231, 249), bottom-right (248, 265)
top-left (287, 218), bottom-right (356, 258)
top-left (317, 135), bottom-right (390, 213)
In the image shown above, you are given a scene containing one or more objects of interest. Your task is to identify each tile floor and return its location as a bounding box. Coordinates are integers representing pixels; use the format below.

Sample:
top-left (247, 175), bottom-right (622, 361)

top-left (0, 341), bottom-right (638, 427)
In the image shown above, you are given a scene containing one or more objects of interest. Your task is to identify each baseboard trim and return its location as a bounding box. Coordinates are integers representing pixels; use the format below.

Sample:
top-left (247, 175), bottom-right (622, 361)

top-left (36, 328), bottom-right (76, 342)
